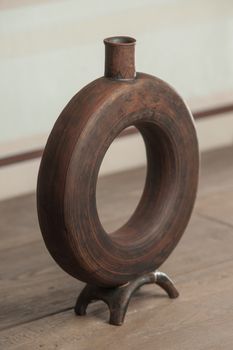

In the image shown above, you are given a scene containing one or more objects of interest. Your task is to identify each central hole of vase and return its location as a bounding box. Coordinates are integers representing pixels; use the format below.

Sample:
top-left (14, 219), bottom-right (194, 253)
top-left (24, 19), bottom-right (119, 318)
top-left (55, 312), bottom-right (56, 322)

top-left (96, 127), bottom-right (147, 234)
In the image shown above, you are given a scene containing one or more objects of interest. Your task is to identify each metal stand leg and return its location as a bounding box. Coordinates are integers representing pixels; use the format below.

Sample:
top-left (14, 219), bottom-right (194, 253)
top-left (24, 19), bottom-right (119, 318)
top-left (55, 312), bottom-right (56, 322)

top-left (75, 271), bottom-right (179, 326)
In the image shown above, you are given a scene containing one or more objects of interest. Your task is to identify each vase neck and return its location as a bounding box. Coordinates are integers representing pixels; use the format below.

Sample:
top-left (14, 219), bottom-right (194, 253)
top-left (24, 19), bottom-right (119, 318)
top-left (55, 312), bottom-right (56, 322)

top-left (104, 36), bottom-right (136, 80)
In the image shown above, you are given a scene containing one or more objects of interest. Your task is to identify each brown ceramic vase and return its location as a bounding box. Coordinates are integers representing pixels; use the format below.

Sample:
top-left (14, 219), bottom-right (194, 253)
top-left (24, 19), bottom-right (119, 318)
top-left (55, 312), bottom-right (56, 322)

top-left (37, 36), bottom-right (199, 288)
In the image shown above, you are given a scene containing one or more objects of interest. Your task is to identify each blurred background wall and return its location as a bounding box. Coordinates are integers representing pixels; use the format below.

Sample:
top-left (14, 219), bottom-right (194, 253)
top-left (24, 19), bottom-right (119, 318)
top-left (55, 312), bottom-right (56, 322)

top-left (0, 0), bottom-right (233, 199)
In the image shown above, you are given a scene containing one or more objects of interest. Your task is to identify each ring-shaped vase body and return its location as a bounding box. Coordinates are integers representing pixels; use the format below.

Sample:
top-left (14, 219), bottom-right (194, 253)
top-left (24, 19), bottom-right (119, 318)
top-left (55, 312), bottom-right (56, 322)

top-left (37, 37), bottom-right (199, 287)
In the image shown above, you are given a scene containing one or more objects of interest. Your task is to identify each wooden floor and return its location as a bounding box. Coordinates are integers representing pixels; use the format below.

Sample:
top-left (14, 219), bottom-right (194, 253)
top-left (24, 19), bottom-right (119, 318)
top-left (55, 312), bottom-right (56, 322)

top-left (1, 146), bottom-right (233, 349)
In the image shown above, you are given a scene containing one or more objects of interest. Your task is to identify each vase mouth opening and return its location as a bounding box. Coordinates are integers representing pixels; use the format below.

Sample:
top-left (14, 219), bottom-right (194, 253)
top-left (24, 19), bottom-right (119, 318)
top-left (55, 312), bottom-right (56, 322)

top-left (104, 36), bottom-right (136, 46)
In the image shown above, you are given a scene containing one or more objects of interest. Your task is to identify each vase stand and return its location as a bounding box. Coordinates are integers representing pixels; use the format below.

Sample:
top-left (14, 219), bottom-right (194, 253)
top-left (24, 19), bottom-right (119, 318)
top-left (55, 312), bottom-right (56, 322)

top-left (75, 271), bottom-right (179, 326)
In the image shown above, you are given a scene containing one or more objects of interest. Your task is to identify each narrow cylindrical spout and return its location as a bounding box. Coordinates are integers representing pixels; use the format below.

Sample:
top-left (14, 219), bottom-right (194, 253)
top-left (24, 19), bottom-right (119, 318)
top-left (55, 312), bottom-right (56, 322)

top-left (104, 36), bottom-right (136, 80)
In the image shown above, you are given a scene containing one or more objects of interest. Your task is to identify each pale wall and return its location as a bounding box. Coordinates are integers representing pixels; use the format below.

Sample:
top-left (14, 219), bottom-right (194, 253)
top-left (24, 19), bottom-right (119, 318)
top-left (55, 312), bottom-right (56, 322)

top-left (0, 0), bottom-right (233, 199)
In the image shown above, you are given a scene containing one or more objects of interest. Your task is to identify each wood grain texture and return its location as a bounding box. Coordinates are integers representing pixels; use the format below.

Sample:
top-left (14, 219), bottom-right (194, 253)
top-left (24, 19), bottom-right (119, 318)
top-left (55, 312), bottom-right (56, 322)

top-left (197, 146), bottom-right (233, 197)
top-left (1, 213), bottom-right (233, 331)
top-left (196, 190), bottom-right (233, 226)
top-left (0, 145), bottom-right (233, 349)
top-left (37, 37), bottom-right (199, 287)
top-left (1, 260), bottom-right (233, 350)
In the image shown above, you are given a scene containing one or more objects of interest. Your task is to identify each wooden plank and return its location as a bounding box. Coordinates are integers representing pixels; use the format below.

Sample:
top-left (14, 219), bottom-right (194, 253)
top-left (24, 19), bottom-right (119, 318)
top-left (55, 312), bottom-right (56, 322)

top-left (1, 259), bottom-right (233, 350)
top-left (1, 213), bottom-right (233, 331)
top-left (195, 145), bottom-right (233, 225)
top-left (0, 194), bottom-right (39, 252)
top-left (0, 145), bottom-right (233, 348)
top-left (196, 189), bottom-right (233, 227)
top-left (198, 145), bottom-right (233, 197)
